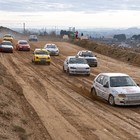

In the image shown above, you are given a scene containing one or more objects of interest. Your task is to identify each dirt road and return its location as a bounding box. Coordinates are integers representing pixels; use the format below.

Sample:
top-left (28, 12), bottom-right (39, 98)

top-left (1, 40), bottom-right (140, 140)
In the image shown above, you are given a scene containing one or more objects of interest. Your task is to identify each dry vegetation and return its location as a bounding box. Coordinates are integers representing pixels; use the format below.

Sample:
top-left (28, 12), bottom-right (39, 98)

top-left (71, 39), bottom-right (140, 66)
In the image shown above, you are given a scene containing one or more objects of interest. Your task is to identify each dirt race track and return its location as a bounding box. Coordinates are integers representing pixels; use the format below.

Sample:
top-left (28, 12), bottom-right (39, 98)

top-left (0, 40), bottom-right (140, 140)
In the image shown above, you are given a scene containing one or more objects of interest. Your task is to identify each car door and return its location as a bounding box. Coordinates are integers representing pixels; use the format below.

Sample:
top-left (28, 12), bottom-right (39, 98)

top-left (95, 75), bottom-right (104, 97)
top-left (102, 76), bottom-right (110, 100)
top-left (64, 58), bottom-right (69, 71)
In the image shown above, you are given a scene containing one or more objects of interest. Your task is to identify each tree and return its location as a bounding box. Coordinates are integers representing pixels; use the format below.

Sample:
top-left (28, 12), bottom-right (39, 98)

top-left (113, 34), bottom-right (126, 41)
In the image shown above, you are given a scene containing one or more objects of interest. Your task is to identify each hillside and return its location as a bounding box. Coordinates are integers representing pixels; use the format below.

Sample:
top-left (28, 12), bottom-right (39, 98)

top-left (72, 39), bottom-right (140, 66)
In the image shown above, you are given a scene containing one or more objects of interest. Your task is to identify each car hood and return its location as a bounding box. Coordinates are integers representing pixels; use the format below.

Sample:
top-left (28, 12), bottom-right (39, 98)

top-left (35, 55), bottom-right (50, 58)
top-left (46, 48), bottom-right (58, 51)
top-left (111, 86), bottom-right (140, 94)
top-left (19, 44), bottom-right (30, 47)
top-left (1, 45), bottom-right (13, 48)
top-left (79, 56), bottom-right (97, 60)
top-left (68, 63), bottom-right (90, 68)
top-left (4, 37), bottom-right (13, 40)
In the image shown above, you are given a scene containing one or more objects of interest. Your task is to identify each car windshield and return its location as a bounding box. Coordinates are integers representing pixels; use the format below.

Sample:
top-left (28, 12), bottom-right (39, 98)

top-left (46, 45), bottom-right (56, 49)
top-left (4, 35), bottom-right (12, 37)
top-left (81, 52), bottom-right (94, 57)
top-left (1, 42), bottom-right (12, 45)
top-left (19, 41), bottom-right (28, 44)
top-left (29, 35), bottom-right (37, 38)
top-left (110, 76), bottom-right (137, 87)
top-left (69, 58), bottom-right (87, 64)
top-left (35, 51), bottom-right (49, 55)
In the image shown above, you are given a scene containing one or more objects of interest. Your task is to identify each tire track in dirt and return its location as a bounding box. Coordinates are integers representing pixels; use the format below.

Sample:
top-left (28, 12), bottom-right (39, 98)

top-left (5, 49), bottom-right (140, 139)
top-left (1, 41), bottom-right (140, 140)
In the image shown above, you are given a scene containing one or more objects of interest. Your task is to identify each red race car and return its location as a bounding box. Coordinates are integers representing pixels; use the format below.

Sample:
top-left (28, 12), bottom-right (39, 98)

top-left (16, 40), bottom-right (30, 51)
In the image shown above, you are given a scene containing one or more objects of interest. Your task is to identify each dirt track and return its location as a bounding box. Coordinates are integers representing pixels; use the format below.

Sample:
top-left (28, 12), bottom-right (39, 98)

top-left (1, 40), bottom-right (140, 140)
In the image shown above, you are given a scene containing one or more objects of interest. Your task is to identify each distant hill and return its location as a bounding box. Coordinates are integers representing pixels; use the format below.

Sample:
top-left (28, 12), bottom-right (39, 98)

top-left (0, 26), bottom-right (26, 40)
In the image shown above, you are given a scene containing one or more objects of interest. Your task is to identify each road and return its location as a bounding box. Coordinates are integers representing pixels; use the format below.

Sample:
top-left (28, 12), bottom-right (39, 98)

top-left (1, 40), bottom-right (140, 140)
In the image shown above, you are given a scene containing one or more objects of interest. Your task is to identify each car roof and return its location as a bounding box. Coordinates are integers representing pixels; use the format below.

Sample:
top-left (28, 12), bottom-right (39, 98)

top-left (67, 56), bottom-right (76, 59)
top-left (34, 48), bottom-right (48, 51)
top-left (18, 40), bottom-right (27, 42)
top-left (99, 73), bottom-right (129, 77)
top-left (2, 40), bottom-right (12, 43)
top-left (3, 34), bottom-right (13, 36)
top-left (45, 43), bottom-right (56, 45)
top-left (79, 50), bottom-right (92, 53)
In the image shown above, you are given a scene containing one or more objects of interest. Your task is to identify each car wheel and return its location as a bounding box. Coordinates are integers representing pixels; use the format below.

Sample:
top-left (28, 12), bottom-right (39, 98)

top-left (91, 88), bottom-right (97, 99)
top-left (67, 68), bottom-right (71, 75)
top-left (108, 95), bottom-right (115, 106)
top-left (47, 62), bottom-right (50, 65)
top-left (63, 66), bottom-right (66, 72)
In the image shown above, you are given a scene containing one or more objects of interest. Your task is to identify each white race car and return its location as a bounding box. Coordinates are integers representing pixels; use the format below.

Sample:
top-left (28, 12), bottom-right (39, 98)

top-left (44, 43), bottom-right (59, 56)
top-left (63, 56), bottom-right (90, 76)
top-left (91, 73), bottom-right (140, 106)
top-left (76, 50), bottom-right (97, 67)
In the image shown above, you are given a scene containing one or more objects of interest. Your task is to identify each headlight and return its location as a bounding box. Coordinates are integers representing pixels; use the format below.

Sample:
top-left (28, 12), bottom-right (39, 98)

top-left (70, 67), bottom-right (76, 69)
top-left (36, 56), bottom-right (39, 59)
top-left (86, 67), bottom-right (90, 69)
top-left (118, 94), bottom-right (126, 98)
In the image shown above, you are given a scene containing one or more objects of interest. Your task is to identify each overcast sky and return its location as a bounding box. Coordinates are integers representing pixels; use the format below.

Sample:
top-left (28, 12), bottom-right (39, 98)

top-left (0, 0), bottom-right (140, 29)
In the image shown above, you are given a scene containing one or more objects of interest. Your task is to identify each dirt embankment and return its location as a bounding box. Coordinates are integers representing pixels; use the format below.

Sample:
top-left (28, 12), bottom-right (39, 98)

top-left (0, 62), bottom-right (52, 139)
top-left (71, 39), bottom-right (140, 66)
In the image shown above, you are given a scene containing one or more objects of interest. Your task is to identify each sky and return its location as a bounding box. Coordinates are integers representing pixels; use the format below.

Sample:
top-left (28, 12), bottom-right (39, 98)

top-left (0, 0), bottom-right (140, 29)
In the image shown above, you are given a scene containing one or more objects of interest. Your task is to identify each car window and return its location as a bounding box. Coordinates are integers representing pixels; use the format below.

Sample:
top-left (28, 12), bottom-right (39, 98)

top-left (96, 75), bottom-right (104, 85)
top-left (69, 58), bottom-right (87, 64)
top-left (35, 51), bottom-right (49, 55)
top-left (2, 42), bottom-right (12, 45)
top-left (110, 76), bottom-right (137, 87)
top-left (46, 45), bottom-right (56, 48)
top-left (81, 52), bottom-right (94, 57)
top-left (19, 42), bottom-right (28, 44)
top-left (103, 76), bottom-right (109, 86)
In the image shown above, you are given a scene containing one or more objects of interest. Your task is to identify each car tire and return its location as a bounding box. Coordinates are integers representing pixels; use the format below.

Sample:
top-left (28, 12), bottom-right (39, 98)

top-left (108, 95), bottom-right (115, 106)
top-left (91, 88), bottom-right (97, 99)
top-left (47, 62), bottom-right (50, 65)
top-left (86, 73), bottom-right (90, 76)
top-left (63, 66), bottom-right (66, 72)
top-left (67, 68), bottom-right (71, 75)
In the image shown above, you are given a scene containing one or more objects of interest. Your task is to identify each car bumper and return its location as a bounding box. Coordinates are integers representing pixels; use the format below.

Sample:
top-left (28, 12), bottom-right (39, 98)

top-left (18, 48), bottom-right (30, 51)
top-left (49, 52), bottom-right (59, 56)
top-left (34, 59), bottom-right (51, 63)
top-left (88, 62), bottom-right (97, 67)
top-left (69, 69), bottom-right (90, 75)
top-left (3, 39), bottom-right (13, 42)
top-left (115, 97), bottom-right (140, 105)
top-left (0, 48), bottom-right (13, 53)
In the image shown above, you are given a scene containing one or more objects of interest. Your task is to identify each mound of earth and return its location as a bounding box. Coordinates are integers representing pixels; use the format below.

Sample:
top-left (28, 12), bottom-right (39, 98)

top-left (72, 39), bottom-right (140, 66)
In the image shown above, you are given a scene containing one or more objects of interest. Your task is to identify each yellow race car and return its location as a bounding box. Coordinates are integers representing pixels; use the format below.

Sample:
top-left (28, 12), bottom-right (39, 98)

top-left (32, 49), bottom-right (51, 65)
top-left (3, 34), bottom-right (14, 43)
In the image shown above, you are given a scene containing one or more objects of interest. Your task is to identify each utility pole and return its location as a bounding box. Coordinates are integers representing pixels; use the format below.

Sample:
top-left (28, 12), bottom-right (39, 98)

top-left (23, 23), bottom-right (25, 34)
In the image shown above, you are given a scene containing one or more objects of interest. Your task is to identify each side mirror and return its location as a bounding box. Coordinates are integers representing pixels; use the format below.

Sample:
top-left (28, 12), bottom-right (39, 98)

top-left (137, 83), bottom-right (140, 86)
top-left (103, 82), bottom-right (109, 88)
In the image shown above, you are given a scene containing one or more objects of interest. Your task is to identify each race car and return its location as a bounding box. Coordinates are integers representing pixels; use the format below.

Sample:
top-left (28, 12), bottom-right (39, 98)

top-left (32, 48), bottom-right (51, 65)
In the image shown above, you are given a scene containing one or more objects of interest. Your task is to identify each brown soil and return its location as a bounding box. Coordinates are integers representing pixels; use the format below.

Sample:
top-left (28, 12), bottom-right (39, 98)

top-left (0, 33), bottom-right (140, 140)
